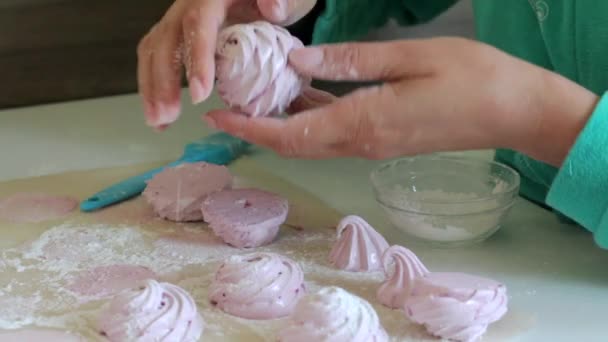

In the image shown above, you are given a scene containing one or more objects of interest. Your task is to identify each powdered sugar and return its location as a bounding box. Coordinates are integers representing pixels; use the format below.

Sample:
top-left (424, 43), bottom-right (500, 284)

top-left (152, 227), bottom-right (234, 264)
top-left (20, 224), bottom-right (153, 274)
top-left (66, 265), bottom-right (157, 301)
top-left (0, 328), bottom-right (85, 341)
top-left (380, 187), bottom-right (511, 244)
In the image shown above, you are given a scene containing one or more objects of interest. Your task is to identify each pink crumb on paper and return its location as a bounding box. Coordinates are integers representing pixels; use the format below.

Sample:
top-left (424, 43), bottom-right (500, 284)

top-left (0, 193), bottom-right (77, 223)
top-left (66, 264), bottom-right (157, 300)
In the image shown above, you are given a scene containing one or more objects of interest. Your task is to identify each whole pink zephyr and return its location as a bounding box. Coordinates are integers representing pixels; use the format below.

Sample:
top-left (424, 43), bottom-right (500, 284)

top-left (208, 252), bottom-right (305, 319)
top-left (215, 21), bottom-right (310, 117)
top-left (329, 215), bottom-right (389, 272)
top-left (97, 279), bottom-right (204, 342)
top-left (376, 245), bottom-right (429, 309)
top-left (377, 245), bottom-right (508, 342)
top-left (277, 286), bottom-right (389, 342)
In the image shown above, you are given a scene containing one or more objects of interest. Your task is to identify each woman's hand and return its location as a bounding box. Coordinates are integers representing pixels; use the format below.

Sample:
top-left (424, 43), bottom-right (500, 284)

top-left (138, 0), bottom-right (317, 129)
top-left (205, 37), bottom-right (598, 166)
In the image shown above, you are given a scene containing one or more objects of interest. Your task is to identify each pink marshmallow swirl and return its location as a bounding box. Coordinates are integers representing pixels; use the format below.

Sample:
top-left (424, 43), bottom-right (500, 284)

top-left (329, 215), bottom-right (389, 272)
top-left (377, 245), bottom-right (508, 342)
top-left (97, 279), bottom-right (204, 342)
top-left (377, 245), bottom-right (429, 309)
top-left (277, 286), bottom-right (388, 342)
top-left (406, 273), bottom-right (508, 342)
top-left (208, 252), bottom-right (305, 319)
top-left (215, 21), bottom-right (309, 117)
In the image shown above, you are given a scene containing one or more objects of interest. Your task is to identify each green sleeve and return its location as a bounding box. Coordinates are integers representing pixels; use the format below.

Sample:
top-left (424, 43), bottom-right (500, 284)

top-left (311, 0), bottom-right (458, 44)
top-left (494, 150), bottom-right (558, 209)
top-left (496, 93), bottom-right (608, 248)
top-left (546, 92), bottom-right (608, 248)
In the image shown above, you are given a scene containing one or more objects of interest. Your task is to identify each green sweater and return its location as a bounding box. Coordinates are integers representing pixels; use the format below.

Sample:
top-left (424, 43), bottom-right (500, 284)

top-left (310, 0), bottom-right (608, 248)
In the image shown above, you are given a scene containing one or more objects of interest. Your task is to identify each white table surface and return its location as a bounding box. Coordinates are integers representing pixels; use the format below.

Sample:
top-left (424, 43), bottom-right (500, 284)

top-left (1, 91), bottom-right (607, 342)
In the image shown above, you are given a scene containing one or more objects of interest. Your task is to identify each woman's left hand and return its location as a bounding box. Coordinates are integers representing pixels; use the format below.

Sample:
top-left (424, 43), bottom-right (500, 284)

top-left (205, 37), bottom-right (598, 166)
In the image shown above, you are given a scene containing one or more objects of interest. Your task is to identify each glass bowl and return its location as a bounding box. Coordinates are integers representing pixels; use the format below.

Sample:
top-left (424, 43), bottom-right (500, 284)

top-left (370, 154), bottom-right (520, 247)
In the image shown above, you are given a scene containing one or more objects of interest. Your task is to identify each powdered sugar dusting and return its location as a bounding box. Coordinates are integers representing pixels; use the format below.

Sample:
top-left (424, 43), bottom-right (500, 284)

top-left (0, 209), bottom-right (522, 341)
top-left (0, 328), bottom-right (86, 341)
top-left (152, 226), bottom-right (235, 264)
top-left (66, 264), bottom-right (157, 301)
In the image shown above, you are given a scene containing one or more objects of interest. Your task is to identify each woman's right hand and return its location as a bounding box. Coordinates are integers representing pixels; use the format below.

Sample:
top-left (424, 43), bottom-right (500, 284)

top-left (137, 0), bottom-right (317, 129)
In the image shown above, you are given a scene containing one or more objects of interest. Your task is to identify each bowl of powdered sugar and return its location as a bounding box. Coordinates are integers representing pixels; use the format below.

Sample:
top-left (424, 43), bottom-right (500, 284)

top-left (370, 154), bottom-right (520, 247)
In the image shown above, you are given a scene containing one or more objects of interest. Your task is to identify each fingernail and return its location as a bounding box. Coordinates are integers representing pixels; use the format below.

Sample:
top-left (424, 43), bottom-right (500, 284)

top-left (289, 48), bottom-right (323, 70)
top-left (204, 115), bottom-right (218, 130)
top-left (272, 0), bottom-right (288, 21)
top-left (303, 88), bottom-right (335, 103)
top-left (144, 102), bottom-right (158, 127)
top-left (154, 124), bottom-right (169, 133)
top-left (157, 102), bottom-right (180, 125)
top-left (143, 101), bottom-right (155, 124)
top-left (189, 78), bottom-right (206, 104)
top-left (147, 102), bottom-right (180, 128)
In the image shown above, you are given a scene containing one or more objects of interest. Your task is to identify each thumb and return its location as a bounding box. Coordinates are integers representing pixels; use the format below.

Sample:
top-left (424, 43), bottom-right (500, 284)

top-left (289, 40), bottom-right (440, 82)
top-left (257, 0), bottom-right (317, 26)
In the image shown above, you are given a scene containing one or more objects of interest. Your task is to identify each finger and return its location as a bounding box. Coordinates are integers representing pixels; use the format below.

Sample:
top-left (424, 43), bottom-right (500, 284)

top-left (182, 0), bottom-right (227, 104)
top-left (149, 23), bottom-right (183, 127)
top-left (287, 87), bottom-right (335, 113)
top-left (138, 1), bottom-right (185, 127)
top-left (257, 0), bottom-right (317, 26)
top-left (136, 34), bottom-right (157, 125)
top-left (300, 87), bottom-right (335, 103)
top-left (226, 0), bottom-right (263, 24)
top-left (205, 109), bottom-right (343, 159)
top-left (289, 40), bottom-right (439, 81)
top-left (205, 86), bottom-right (384, 158)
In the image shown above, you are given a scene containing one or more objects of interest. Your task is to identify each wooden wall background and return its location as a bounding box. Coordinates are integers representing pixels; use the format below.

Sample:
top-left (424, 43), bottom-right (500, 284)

top-left (0, 0), bottom-right (172, 109)
top-left (0, 1), bottom-right (473, 109)
top-left (0, 0), bottom-right (324, 109)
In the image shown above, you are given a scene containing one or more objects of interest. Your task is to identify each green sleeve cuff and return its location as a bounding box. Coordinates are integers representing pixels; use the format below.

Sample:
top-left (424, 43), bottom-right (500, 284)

top-left (546, 92), bottom-right (608, 248)
top-left (311, 0), bottom-right (458, 44)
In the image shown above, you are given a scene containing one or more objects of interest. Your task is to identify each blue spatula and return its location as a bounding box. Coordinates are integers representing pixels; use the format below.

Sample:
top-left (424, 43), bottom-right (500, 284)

top-left (80, 132), bottom-right (250, 212)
